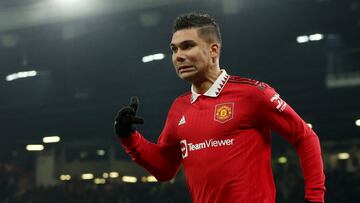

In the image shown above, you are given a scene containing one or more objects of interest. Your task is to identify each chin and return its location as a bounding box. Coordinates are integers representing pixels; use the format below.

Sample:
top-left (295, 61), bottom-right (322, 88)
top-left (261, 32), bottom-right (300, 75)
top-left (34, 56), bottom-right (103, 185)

top-left (178, 71), bottom-right (197, 81)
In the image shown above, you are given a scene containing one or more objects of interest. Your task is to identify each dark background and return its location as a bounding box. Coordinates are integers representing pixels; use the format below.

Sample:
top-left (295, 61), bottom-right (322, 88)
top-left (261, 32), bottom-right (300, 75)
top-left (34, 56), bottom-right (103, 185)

top-left (0, 0), bottom-right (359, 202)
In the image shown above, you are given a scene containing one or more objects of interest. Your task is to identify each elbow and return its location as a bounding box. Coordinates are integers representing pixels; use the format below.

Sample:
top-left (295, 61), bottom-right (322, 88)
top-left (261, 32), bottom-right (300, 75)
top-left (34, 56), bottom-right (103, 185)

top-left (151, 165), bottom-right (179, 182)
top-left (153, 170), bottom-right (177, 182)
top-left (293, 129), bottom-right (320, 149)
top-left (155, 176), bottom-right (174, 182)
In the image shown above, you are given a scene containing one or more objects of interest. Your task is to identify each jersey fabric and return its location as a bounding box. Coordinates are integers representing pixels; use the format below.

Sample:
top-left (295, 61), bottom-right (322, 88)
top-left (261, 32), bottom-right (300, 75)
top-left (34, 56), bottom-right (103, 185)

top-left (120, 70), bottom-right (326, 203)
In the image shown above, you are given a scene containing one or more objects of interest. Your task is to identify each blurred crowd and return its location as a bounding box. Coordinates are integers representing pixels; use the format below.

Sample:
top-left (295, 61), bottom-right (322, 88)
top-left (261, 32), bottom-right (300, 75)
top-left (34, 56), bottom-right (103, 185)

top-left (273, 160), bottom-right (360, 203)
top-left (1, 160), bottom-right (359, 203)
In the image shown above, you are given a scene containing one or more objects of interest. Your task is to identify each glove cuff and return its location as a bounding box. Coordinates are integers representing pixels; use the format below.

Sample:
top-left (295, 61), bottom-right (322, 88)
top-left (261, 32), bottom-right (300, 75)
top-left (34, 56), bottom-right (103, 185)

top-left (117, 131), bottom-right (139, 147)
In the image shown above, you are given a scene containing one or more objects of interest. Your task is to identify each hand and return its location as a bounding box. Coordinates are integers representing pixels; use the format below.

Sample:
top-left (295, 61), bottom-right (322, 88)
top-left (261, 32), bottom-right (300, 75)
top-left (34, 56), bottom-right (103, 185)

top-left (114, 96), bottom-right (144, 138)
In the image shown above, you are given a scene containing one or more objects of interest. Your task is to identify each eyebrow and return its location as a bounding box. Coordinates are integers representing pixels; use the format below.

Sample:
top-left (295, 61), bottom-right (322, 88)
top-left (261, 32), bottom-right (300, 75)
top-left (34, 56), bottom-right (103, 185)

top-left (169, 40), bottom-right (195, 49)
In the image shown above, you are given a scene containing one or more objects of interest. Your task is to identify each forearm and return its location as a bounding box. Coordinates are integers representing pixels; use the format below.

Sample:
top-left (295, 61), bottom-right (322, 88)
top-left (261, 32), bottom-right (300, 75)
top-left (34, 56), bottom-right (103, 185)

top-left (119, 131), bottom-right (182, 181)
top-left (295, 128), bottom-right (326, 203)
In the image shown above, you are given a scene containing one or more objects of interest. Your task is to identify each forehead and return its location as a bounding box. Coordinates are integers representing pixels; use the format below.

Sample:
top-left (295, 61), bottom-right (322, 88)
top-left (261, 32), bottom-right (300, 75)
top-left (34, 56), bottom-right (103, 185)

top-left (170, 28), bottom-right (203, 45)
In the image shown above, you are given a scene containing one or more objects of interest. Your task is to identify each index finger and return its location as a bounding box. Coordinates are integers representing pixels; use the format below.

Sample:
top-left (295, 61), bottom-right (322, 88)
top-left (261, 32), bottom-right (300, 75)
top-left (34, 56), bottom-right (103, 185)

top-left (129, 96), bottom-right (139, 113)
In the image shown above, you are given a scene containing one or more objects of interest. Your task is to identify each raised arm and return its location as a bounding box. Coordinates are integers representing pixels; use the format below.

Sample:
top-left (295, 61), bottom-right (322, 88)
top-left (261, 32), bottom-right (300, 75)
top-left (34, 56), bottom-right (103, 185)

top-left (114, 97), bottom-right (182, 181)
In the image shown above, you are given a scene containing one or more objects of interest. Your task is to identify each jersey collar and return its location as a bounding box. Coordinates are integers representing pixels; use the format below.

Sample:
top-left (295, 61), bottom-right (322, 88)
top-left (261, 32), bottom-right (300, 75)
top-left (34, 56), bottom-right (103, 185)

top-left (190, 69), bottom-right (230, 103)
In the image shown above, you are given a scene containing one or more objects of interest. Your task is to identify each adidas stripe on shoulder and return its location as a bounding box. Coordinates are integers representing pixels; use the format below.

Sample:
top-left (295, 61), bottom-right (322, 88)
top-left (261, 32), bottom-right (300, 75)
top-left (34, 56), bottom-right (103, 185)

top-left (229, 75), bottom-right (269, 90)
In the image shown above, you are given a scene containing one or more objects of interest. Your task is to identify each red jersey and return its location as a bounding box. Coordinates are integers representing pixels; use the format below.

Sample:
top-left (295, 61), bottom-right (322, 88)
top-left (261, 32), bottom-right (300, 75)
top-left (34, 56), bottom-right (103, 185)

top-left (120, 70), bottom-right (326, 203)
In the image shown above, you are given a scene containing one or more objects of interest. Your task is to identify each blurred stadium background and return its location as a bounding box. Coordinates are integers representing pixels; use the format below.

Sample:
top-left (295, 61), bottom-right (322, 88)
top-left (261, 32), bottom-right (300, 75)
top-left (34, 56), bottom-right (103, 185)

top-left (0, 0), bottom-right (359, 202)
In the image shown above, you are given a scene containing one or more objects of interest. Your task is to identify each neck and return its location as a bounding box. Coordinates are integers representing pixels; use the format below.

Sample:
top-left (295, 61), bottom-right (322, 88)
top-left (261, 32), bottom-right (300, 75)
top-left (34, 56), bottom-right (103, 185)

top-left (192, 67), bottom-right (222, 94)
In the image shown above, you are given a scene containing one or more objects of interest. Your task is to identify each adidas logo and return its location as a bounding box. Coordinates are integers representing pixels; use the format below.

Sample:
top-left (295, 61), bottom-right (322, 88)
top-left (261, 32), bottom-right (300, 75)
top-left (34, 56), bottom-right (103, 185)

top-left (178, 115), bottom-right (186, 126)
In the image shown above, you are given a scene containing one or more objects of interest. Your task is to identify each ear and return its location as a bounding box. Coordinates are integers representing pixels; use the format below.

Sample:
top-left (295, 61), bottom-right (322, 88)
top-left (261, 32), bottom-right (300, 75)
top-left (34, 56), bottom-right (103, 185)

top-left (209, 43), bottom-right (220, 59)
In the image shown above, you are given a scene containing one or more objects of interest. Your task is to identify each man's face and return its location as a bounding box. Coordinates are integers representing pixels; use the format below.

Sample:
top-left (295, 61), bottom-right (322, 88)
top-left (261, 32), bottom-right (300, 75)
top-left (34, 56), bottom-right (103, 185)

top-left (170, 28), bottom-right (213, 82)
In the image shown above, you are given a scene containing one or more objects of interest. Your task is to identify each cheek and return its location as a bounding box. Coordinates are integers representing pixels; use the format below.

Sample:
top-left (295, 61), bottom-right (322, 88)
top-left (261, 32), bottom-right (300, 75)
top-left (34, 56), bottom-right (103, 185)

top-left (188, 51), bottom-right (203, 63)
top-left (171, 55), bottom-right (179, 72)
top-left (171, 54), bottom-right (177, 65)
top-left (197, 53), bottom-right (209, 65)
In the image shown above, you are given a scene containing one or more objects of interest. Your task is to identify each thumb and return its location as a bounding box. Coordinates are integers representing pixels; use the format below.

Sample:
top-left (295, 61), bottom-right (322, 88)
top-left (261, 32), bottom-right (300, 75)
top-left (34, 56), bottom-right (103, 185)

top-left (131, 116), bottom-right (144, 124)
top-left (129, 96), bottom-right (139, 113)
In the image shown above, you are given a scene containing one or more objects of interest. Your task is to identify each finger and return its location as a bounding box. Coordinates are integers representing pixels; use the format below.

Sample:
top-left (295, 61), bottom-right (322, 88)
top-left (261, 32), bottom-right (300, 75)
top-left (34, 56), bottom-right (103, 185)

top-left (129, 96), bottom-right (139, 113)
top-left (131, 116), bottom-right (144, 124)
top-left (115, 107), bottom-right (134, 120)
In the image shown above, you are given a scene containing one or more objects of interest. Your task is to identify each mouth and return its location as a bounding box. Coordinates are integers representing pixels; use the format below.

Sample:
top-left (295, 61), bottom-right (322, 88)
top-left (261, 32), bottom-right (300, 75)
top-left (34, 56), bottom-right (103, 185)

top-left (177, 65), bottom-right (194, 73)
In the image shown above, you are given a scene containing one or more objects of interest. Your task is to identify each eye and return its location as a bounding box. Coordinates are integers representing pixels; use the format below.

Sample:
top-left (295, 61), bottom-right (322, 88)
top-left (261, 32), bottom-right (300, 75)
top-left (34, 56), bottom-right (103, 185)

top-left (170, 46), bottom-right (177, 53)
top-left (181, 42), bottom-right (195, 50)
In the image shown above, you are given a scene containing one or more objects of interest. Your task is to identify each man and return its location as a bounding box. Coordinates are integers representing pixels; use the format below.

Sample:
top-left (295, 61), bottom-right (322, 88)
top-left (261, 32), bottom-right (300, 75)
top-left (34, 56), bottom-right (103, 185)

top-left (114, 13), bottom-right (326, 203)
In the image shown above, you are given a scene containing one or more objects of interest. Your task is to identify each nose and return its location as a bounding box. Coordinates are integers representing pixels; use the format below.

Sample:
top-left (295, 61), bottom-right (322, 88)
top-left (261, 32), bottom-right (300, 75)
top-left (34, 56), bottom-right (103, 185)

top-left (173, 51), bottom-right (186, 63)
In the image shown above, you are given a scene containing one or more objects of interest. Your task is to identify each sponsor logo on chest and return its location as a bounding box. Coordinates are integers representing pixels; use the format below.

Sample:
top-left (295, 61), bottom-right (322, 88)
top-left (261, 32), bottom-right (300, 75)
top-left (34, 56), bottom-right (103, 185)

top-left (180, 138), bottom-right (234, 159)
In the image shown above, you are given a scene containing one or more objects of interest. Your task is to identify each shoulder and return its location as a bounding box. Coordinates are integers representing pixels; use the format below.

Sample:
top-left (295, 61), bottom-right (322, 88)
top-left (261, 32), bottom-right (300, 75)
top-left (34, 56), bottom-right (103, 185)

top-left (227, 75), bottom-right (280, 104)
top-left (228, 75), bottom-right (287, 111)
top-left (170, 91), bottom-right (191, 108)
top-left (163, 91), bottom-right (190, 119)
top-left (228, 75), bottom-right (270, 91)
top-left (177, 91), bottom-right (191, 99)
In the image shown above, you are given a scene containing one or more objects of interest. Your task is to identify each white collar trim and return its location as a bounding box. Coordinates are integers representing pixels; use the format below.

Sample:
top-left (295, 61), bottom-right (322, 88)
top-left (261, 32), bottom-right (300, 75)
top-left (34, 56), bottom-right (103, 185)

top-left (190, 69), bottom-right (230, 103)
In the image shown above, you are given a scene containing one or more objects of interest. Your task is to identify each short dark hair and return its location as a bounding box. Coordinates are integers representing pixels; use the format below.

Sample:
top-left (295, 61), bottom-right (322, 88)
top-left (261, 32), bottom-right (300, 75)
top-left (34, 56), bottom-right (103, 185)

top-left (172, 13), bottom-right (222, 44)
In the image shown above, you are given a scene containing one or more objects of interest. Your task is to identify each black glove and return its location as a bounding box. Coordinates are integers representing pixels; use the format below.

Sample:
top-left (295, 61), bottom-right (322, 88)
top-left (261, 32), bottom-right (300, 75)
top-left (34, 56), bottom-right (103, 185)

top-left (114, 96), bottom-right (144, 138)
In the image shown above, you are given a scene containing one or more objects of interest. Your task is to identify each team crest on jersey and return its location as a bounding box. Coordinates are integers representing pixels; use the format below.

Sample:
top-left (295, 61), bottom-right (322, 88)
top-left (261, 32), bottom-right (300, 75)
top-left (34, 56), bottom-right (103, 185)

top-left (214, 103), bottom-right (234, 123)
